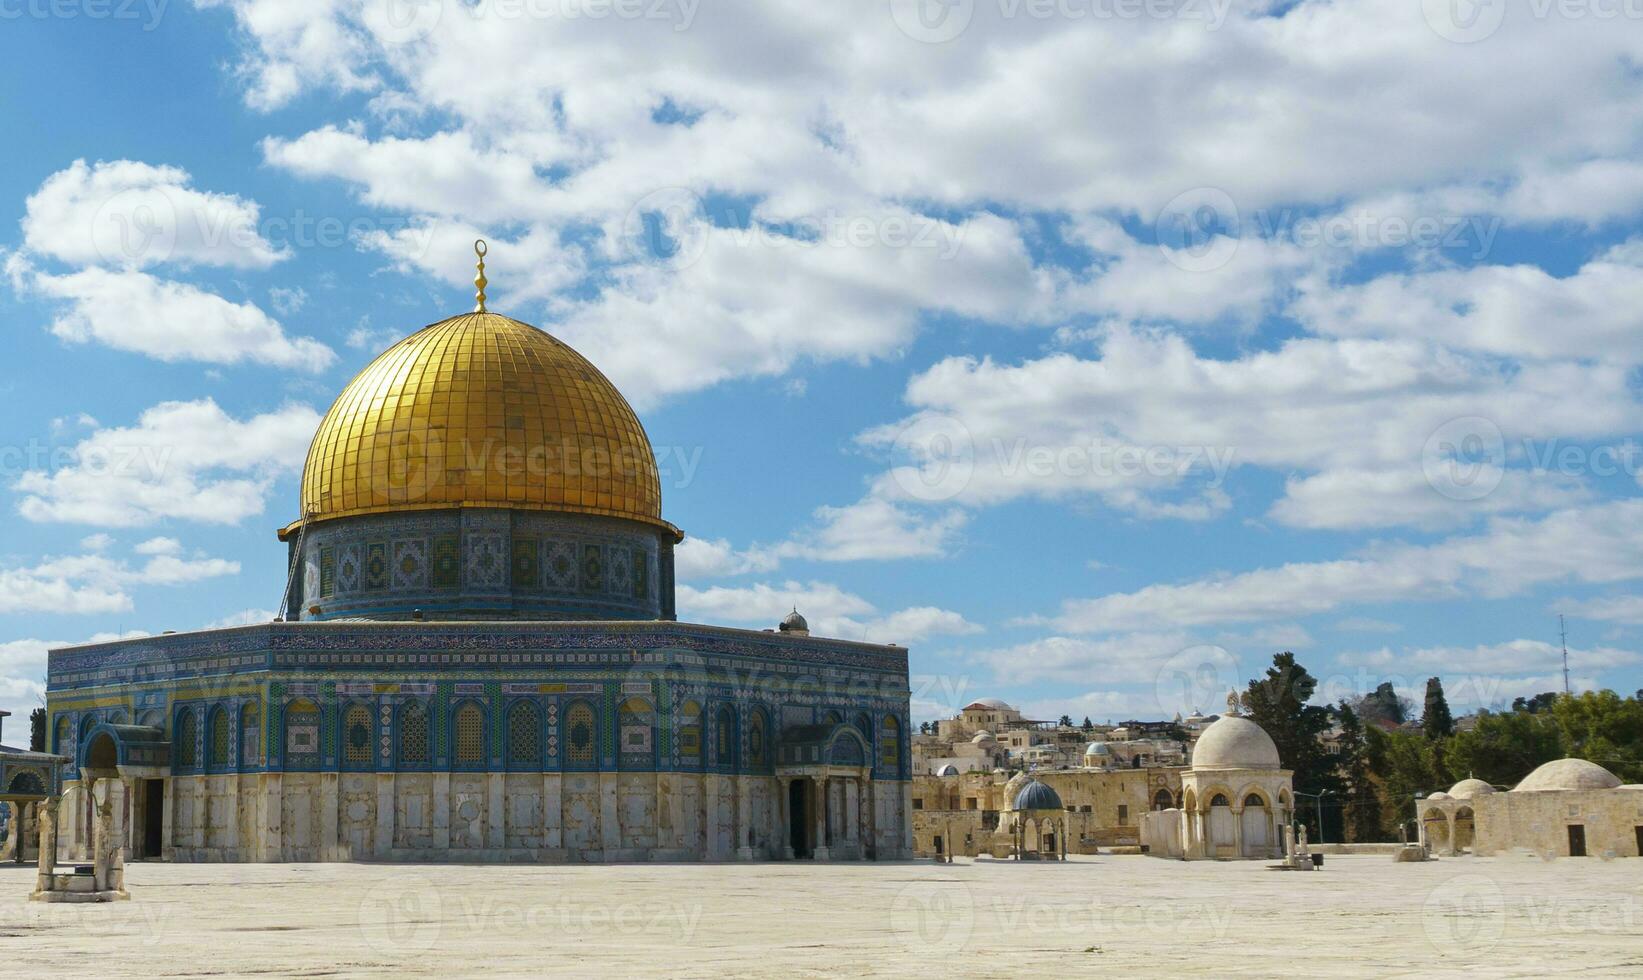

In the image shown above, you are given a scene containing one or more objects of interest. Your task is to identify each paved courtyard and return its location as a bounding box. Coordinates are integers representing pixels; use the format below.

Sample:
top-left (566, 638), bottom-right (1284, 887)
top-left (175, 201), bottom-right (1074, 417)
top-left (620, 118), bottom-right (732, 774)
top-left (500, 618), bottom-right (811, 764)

top-left (3, 854), bottom-right (1640, 977)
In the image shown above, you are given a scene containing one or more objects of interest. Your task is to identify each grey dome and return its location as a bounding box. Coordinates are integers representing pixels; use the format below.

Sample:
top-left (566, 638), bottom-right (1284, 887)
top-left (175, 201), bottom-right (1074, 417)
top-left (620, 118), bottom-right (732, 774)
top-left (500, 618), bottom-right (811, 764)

top-left (1014, 779), bottom-right (1064, 812)
top-left (1192, 715), bottom-right (1281, 770)
top-left (1513, 758), bottom-right (1621, 792)
top-left (778, 609), bottom-right (809, 633)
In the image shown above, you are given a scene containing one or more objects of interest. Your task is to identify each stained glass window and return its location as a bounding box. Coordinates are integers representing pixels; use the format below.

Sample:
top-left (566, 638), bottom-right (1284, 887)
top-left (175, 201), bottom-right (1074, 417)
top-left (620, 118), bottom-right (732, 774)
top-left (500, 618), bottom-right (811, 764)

top-left (176, 708), bottom-right (198, 769)
top-left (208, 708), bottom-right (231, 770)
top-left (454, 703), bottom-right (485, 767)
top-left (748, 709), bottom-right (767, 769)
top-left (566, 702), bottom-right (595, 768)
top-left (879, 715), bottom-right (899, 771)
top-left (54, 716), bottom-right (69, 755)
top-left (344, 704), bottom-right (373, 768)
top-left (399, 701), bottom-right (430, 767)
top-left (677, 700), bottom-right (701, 767)
top-left (508, 701), bottom-right (540, 769)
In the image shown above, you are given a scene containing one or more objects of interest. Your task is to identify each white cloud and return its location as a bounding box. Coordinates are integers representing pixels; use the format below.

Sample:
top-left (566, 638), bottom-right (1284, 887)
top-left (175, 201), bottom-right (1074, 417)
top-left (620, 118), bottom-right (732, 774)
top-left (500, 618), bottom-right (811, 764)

top-left (203, 608), bottom-right (278, 629)
top-left (1565, 595), bottom-right (1643, 626)
top-left (673, 537), bottom-right (778, 581)
top-left (133, 536), bottom-right (182, 556)
top-left (11, 262), bottom-right (335, 372)
top-left (676, 579), bottom-right (979, 644)
top-left (775, 495), bottom-right (967, 563)
top-left (866, 325), bottom-right (1634, 529)
top-left (0, 544), bottom-right (239, 615)
top-left (20, 159), bottom-right (288, 270)
top-left (1046, 499), bottom-right (1643, 633)
top-left (1292, 241), bottom-right (1643, 364)
top-left (268, 285), bottom-right (307, 314)
top-left (1333, 617), bottom-right (1404, 635)
top-left (15, 399), bottom-right (321, 527)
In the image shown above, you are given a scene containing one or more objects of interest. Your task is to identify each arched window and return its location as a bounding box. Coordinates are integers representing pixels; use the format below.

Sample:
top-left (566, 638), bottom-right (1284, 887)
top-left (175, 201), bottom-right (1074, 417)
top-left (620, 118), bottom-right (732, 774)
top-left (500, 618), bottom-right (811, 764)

top-left (676, 700), bottom-right (702, 767)
top-left (714, 705), bottom-right (736, 768)
top-left (507, 701), bottom-right (541, 770)
top-left (398, 701), bottom-right (430, 768)
top-left (823, 710), bottom-right (843, 725)
top-left (748, 708), bottom-right (768, 769)
top-left (565, 701), bottom-right (596, 769)
top-left (54, 716), bottom-right (70, 755)
top-left (1210, 793), bottom-right (1230, 807)
top-left (1244, 793), bottom-right (1266, 808)
top-left (207, 707), bottom-right (231, 770)
top-left (241, 703), bottom-right (262, 769)
top-left (854, 713), bottom-right (872, 741)
top-left (175, 708), bottom-right (198, 769)
top-left (879, 715), bottom-right (900, 772)
top-left (284, 699), bottom-right (321, 769)
top-left (618, 698), bottom-right (654, 769)
top-left (343, 703), bottom-right (374, 770)
top-left (454, 703), bottom-right (486, 768)
top-left (1152, 788), bottom-right (1173, 811)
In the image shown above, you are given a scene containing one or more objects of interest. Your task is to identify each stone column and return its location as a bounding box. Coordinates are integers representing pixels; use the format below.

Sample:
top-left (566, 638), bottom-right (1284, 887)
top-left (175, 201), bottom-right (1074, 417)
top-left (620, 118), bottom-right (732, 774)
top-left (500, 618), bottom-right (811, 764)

top-left (778, 779), bottom-right (794, 859)
top-left (224, 775), bottom-right (241, 858)
top-left (35, 798), bottom-right (58, 895)
top-left (810, 776), bottom-right (829, 860)
top-left (1231, 805), bottom-right (1244, 858)
top-left (599, 772), bottom-right (621, 858)
top-left (375, 773), bottom-right (395, 858)
top-left (843, 778), bottom-right (860, 858)
top-left (432, 772), bottom-right (451, 852)
top-left (735, 775), bottom-right (754, 860)
top-left (262, 773), bottom-right (282, 861)
top-left (487, 773), bottom-right (506, 853)
top-left (542, 773), bottom-right (562, 850)
top-left (122, 777), bottom-right (137, 861)
top-left (319, 773), bottom-right (340, 860)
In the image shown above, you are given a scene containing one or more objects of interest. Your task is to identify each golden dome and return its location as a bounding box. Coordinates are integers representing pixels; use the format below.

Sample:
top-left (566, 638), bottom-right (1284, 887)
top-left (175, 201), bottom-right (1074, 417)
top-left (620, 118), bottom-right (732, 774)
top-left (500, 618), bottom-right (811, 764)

top-left (291, 312), bottom-right (677, 538)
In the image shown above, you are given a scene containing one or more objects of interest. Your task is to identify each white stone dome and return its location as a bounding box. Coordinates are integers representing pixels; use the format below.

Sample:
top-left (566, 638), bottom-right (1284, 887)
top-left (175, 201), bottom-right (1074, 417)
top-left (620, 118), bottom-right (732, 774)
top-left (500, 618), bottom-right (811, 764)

top-left (1426, 792), bottom-right (1452, 802)
top-left (1191, 715), bottom-right (1281, 770)
top-left (1513, 758), bottom-right (1621, 792)
top-left (935, 763), bottom-right (960, 777)
top-left (1447, 778), bottom-right (1497, 800)
top-left (1003, 770), bottom-right (1032, 804)
top-left (1084, 741), bottom-right (1110, 756)
top-left (971, 731), bottom-right (996, 744)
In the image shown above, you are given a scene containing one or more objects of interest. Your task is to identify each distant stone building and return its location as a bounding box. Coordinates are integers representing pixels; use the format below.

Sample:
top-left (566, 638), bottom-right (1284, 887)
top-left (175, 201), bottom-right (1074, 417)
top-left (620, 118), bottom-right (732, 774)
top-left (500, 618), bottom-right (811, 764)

top-left (1420, 759), bottom-right (1643, 859)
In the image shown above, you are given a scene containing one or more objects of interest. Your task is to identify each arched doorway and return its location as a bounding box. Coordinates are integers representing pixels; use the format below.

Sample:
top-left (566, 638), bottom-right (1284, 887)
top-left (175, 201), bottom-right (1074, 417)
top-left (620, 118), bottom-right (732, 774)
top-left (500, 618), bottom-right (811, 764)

top-left (1423, 807), bottom-right (1450, 852)
top-left (1453, 807), bottom-right (1476, 852)
top-left (1241, 792), bottom-right (1270, 857)
top-left (788, 779), bottom-right (811, 858)
top-left (1207, 793), bottom-right (1235, 854)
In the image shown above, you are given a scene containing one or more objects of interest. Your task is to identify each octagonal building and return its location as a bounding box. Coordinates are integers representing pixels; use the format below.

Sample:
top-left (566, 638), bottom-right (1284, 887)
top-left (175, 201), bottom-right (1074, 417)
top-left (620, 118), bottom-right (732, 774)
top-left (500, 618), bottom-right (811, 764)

top-left (45, 271), bottom-right (913, 864)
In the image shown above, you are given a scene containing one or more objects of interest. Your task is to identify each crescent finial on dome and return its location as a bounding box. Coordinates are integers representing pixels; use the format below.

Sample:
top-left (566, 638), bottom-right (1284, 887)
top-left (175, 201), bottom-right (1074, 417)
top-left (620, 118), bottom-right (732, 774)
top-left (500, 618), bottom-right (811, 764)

top-left (473, 238), bottom-right (489, 313)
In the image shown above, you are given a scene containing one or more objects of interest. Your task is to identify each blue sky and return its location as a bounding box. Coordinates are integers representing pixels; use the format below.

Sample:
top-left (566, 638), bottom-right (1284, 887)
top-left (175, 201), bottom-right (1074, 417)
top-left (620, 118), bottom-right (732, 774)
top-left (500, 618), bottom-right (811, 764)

top-left (3, 0), bottom-right (1643, 730)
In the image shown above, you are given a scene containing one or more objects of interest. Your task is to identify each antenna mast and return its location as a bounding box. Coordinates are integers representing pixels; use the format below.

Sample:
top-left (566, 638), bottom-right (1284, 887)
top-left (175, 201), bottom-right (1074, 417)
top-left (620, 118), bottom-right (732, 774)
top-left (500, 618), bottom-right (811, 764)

top-left (1559, 614), bottom-right (1571, 695)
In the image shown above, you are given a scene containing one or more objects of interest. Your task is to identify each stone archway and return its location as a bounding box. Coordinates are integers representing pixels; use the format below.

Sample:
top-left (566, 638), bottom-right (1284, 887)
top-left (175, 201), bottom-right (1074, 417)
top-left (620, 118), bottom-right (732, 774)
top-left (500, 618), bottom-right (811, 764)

top-left (1453, 807), bottom-right (1476, 853)
top-left (1423, 807), bottom-right (1451, 852)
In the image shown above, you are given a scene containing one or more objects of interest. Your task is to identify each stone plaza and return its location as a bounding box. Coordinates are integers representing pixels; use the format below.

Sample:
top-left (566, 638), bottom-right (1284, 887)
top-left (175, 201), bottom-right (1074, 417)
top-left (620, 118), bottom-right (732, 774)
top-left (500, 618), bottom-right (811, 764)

top-left (4, 854), bottom-right (1640, 977)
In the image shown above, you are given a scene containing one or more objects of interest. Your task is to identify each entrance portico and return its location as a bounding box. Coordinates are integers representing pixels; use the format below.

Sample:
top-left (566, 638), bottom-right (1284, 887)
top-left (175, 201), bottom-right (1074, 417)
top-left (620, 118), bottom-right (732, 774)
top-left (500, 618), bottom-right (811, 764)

top-left (776, 724), bottom-right (876, 861)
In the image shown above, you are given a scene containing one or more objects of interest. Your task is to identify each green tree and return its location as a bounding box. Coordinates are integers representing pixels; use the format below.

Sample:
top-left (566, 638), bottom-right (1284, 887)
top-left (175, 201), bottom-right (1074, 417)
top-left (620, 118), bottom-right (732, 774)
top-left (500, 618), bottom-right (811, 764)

top-left (29, 707), bottom-right (46, 753)
top-left (1365, 727), bottom-right (1444, 835)
top-left (1443, 709), bottom-right (1562, 787)
top-left (1511, 692), bottom-right (1559, 714)
top-left (1242, 652), bottom-right (1342, 839)
top-left (1422, 677), bottom-right (1454, 739)
top-left (1336, 702), bottom-right (1383, 841)
top-left (1058, 714), bottom-right (1073, 728)
top-left (1081, 716), bottom-right (1093, 731)
top-left (1550, 690), bottom-right (1643, 782)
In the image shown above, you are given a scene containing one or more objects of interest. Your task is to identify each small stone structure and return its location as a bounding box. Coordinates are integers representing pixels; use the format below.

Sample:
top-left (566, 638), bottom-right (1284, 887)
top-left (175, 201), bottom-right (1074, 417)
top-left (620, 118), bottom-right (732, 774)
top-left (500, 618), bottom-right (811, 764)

top-left (1420, 759), bottom-right (1643, 859)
